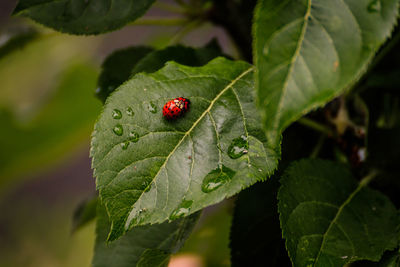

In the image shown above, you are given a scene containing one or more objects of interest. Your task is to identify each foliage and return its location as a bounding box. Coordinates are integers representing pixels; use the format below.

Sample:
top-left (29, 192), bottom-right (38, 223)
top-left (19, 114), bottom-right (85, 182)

top-left (6, 0), bottom-right (400, 266)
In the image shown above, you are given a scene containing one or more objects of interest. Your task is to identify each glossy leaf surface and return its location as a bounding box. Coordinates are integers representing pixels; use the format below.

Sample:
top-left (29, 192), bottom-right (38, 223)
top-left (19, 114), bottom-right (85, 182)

top-left (91, 58), bottom-right (278, 241)
top-left (254, 0), bottom-right (399, 146)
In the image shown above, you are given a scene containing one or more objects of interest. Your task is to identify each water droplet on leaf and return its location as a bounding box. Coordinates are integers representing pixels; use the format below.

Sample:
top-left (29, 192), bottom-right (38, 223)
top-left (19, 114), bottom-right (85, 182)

top-left (228, 135), bottom-right (249, 159)
top-left (201, 165), bottom-right (236, 193)
top-left (112, 109), bottom-right (122, 119)
top-left (368, 0), bottom-right (381, 12)
top-left (126, 107), bottom-right (134, 116)
top-left (121, 141), bottom-right (129, 150)
top-left (129, 131), bottom-right (139, 142)
top-left (113, 124), bottom-right (123, 136)
top-left (169, 200), bottom-right (193, 220)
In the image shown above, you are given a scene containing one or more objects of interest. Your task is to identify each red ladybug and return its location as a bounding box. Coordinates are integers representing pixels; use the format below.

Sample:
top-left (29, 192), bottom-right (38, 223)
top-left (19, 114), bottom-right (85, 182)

top-left (163, 97), bottom-right (190, 120)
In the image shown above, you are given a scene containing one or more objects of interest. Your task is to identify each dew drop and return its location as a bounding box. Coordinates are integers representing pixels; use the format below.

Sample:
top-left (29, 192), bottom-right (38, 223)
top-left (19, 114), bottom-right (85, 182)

top-left (129, 131), bottom-right (140, 142)
top-left (126, 107), bottom-right (134, 116)
top-left (121, 141), bottom-right (129, 150)
top-left (169, 200), bottom-right (193, 220)
top-left (148, 101), bottom-right (157, 113)
top-left (201, 165), bottom-right (236, 193)
top-left (367, 0), bottom-right (381, 12)
top-left (228, 135), bottom-right (249, 159)
top-left (113, 124), bottom-right (123, 136)
top-left (112, 109), bottom-right (122, 119)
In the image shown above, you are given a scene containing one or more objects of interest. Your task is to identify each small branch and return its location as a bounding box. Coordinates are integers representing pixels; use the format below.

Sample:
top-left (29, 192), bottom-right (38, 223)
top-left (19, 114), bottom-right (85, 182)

top-left (298, 117), bottom-right (336, 137)
top-left (169, 19), bottom-right (203, 44)
top-left (128, 17), bottom-right (188, 26)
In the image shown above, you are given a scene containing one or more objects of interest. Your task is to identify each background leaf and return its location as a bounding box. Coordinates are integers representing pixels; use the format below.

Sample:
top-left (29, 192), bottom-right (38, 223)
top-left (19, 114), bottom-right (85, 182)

top-left (92, 202), bottom-right (199, 267)
top-left (96, 41), bottom-right (226, 103)
top-left (136, 249), bottom-right (170, 267)
top-left (131, 40), bottom-right (226, 75)
top-left (91, 57), bottom-right (278, 241)
top-left (278, 159), bottom-right (398, 266)
top-left (0, 62), bottom-right (101, 195)
top-left (96, 46), bottom-right (154, 103)
top-left (254, 0), bottom-right (399, 147)
top-left (0, 29), bottom-right (39, 59)
top-left (13, 0), bottom-right (156, 35)
top-left (71, 196), bottom-right (98, 233)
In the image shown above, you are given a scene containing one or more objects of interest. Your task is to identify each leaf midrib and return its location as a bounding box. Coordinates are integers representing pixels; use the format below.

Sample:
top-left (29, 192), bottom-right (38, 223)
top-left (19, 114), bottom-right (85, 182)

top-left (313, 175), bottom-right (374, 265)
top-left (272, 0), bottom-right (312, 134)
top-left (125, 66), bottom-right (255, 229)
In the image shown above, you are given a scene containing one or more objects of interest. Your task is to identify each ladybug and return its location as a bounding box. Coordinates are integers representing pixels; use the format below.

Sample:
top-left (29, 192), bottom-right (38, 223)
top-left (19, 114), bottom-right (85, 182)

top-left (163, 97), bottom-right (190, 120)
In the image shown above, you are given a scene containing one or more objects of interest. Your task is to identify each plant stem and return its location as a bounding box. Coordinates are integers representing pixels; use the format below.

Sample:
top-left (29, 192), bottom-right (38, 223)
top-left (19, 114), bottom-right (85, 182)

top-left (169, 19), bottom-right (203, 44)
top-left (310, 135), bottom-right (326, 158)
top-left (359, 169), bottom-right (379, 187)
top-left (128, 17), bottom-right (188, 26)
top-left (297, 117), bottom-right (336, 137)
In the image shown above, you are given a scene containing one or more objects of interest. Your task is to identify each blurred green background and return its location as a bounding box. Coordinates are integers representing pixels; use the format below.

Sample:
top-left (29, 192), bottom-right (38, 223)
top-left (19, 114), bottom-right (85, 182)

top-left (0, 1), bottom-right (236, 266)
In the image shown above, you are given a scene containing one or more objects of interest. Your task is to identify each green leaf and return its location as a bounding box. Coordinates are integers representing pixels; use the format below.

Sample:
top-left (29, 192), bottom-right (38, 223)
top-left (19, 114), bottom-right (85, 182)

top-left (91, 57), bottom-right (278, 241)
top-left (13, 0), bottom-right (156, 35)
top-left (0, 30), bottom-right (39, 59)
top-left (352, 250), bottom-right (400, 267)
top-left (179, 201), bottom-right (232, 266)
top-left (72, 196), bottom-right (98, 233)
top-left (254, 0), bottom-right (399, 147)
top-left (278, 159), bottom-right (398, 266)
top-left (131, 40), bottom-right (226, 75)
top-left (137, 249), bottom-right (170, 267)
top-left (230, 178), bottom-right (291, 267)
top-left (96, 47), bottom-right (154, 103)
top-left (92, 202), bottom-right (199, 267)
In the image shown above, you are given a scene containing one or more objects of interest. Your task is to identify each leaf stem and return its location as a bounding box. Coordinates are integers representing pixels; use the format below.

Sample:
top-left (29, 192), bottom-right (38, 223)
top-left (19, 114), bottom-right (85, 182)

top-left (359, 169), bottom-right (379, 187)
top-left (128, 17), bottom-right (189, 26)
top-left (297, 117), bottom-right (335, 137)
top-left (310, 135), bottom-right (326, 159)
top-left (169, 19), bottom-right (203, 44)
